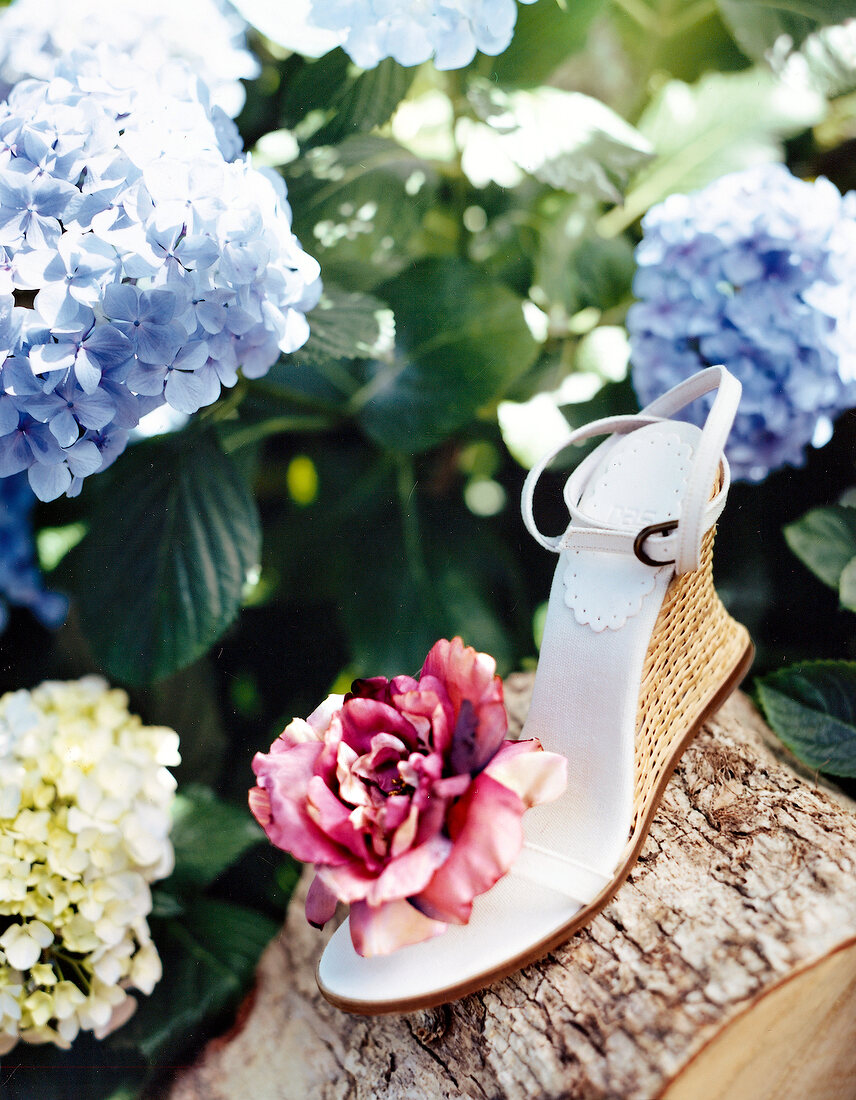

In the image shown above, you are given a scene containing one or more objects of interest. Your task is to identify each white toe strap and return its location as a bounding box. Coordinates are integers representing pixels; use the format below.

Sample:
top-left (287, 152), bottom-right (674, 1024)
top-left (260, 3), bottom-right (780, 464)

top-left (512, 842), bottom-right (612, 905)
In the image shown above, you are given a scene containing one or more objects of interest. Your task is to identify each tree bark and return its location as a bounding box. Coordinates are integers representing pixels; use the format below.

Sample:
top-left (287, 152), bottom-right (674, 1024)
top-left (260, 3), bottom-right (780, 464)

top-left (168, 683), bottom-right (856, 1100)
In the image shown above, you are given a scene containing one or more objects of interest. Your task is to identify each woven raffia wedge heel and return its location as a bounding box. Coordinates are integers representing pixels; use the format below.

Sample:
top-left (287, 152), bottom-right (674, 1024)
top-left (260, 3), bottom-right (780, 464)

top-left (316, 365), bottom-right (751, 1015)
top-left (630, 521), bottom-right (752, 844)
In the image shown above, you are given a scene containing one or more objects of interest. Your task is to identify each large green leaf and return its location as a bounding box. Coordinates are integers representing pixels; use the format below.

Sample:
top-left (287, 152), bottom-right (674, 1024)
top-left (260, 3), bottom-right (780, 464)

top-left (279, 49), bottom-right (351, 130)
top-left (600, 66), bottom-right (826, 234)
top-left (66, 430), bottom-right (261, 685)
top-left (807, 22), bottom-right (856, 97)
top-left (784, 504), bottom-right (856, 593)
top-left (358, 258), bottom-right (540, 452)
top-left (285, 135), bottom-right (436, 290)
top-left (311, 58), bottom-right (416, 146)
top-left (133, 659), bottom-right (228, 787)
top-left (127, 900), bottom-right (277, 1062)
top-left (756, 660), bottom-right (856, 776)
top-left (533, 203), bottom-right (636, 316)
top-left (469, 80), bottom-right (652, 203)
top-left (488, 0), bottom-right (605, 86)
top-left (167, 785), bottom-right (265, 891)
top-left (339, 489), bottom-right (521, 676)
top-left (771, 18), bottom-right (856, 98)
top-left (303, 285), bottom-right (395, 361)
top-left (718, 0), bottom-right (855, 60)
top-left (838, 557), bottom-right (856, 611)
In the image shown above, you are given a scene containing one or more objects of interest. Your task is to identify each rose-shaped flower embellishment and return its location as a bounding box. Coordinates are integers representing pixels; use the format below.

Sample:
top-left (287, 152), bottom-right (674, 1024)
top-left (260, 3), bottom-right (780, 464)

top-left (250, 637), bottom-right (567, 957)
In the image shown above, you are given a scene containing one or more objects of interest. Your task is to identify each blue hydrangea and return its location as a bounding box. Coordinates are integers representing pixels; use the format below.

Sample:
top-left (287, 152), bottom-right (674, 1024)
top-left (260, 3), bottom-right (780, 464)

top-left (628, 164), bottom-right (856, 482)
top-left (0, 0), bottom-right (258, 118)
top-left (0, 472), bottom-right (67, 633)
top-left (266, 0), bottom-right (538, 70)
top-left (0, 50), bottom-right (321, 502)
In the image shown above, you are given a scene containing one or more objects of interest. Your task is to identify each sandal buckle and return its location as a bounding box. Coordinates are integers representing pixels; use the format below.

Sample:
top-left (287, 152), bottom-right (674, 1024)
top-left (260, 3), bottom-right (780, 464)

top-left (633, 520), bottom-right (678, 567)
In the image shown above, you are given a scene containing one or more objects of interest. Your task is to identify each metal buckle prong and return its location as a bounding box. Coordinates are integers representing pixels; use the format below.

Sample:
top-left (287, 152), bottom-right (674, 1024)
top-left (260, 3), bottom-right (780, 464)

top-left (633, 520), bottom-right (678, 567)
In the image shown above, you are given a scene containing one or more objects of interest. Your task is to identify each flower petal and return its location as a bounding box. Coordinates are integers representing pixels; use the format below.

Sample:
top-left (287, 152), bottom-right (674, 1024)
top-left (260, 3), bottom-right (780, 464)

top-left (305, 874), bottom-right (339, 929)
top-left (349, 898), bottom-right (447, 958)
top-left (248, 785), bottom-right (271, 826)
top-left (305, 775), bottom-right (371, 862)
top-left (339, 697), bottom-right (418, 754)
top-left (414, 773), bottom-right (525, 925)
top-left (250, 743), bottom-right (350, 866)
top-left (392, 678), bottom-right (455, 754)
top-left (421, 637), bottom-right (507, 773)
top-left (368, 833), bottom-right (452, 906)
top-left (484, 740), bottom-right (568, 808)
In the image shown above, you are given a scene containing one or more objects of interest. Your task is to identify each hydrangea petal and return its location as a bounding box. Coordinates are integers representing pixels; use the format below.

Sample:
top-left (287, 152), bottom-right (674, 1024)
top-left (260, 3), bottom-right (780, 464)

top-left (629, 164), bottom-right (856, 481)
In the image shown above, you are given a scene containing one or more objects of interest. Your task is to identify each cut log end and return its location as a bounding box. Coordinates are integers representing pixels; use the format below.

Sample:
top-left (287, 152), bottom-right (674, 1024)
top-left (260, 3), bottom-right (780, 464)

top-left (168, 687), bottom-right (856, 1100)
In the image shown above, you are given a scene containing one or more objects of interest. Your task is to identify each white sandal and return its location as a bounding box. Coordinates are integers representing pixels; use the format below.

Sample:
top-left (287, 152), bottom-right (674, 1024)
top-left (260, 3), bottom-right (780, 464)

top-left (316, 365), bottom-right (753, 1014)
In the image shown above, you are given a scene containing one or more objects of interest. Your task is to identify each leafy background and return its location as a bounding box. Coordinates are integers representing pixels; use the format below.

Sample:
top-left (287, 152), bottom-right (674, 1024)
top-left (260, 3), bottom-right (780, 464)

top-left (2, 0), bottom-right (856, 1094)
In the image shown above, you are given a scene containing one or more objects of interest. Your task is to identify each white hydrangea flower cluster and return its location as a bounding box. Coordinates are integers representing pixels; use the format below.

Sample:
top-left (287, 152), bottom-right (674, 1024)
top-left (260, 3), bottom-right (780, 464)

top-left (0, 0), bottom-right (259, 118)
top-left (236, 0), bottom-right (538, 71)
top-left (0, 49), bottom-right (322, 501)
top-left (0, 677), bottom-right (180, 1053)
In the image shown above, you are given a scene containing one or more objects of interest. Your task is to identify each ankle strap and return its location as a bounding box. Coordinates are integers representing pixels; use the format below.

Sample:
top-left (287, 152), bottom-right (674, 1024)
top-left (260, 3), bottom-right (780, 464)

top-left (521, 367), bottom-right (740, 575)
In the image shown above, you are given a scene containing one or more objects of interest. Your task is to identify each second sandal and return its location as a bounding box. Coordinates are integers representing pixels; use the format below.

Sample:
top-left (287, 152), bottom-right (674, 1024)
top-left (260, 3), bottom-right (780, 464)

top-left (317, 364), bottom-right (753, 1014)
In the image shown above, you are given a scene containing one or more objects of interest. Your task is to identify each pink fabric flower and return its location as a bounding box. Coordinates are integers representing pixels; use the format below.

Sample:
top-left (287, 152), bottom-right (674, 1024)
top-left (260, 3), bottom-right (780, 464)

top-left (250, 637), bottom-right (567, 957)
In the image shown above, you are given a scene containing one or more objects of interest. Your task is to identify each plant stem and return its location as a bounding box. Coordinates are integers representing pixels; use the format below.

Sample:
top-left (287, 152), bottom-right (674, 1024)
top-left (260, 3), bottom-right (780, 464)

top-left (669, 0), bottom-right (717, 35)
top-left (221, 415), bottom-right (334, 453)
top-left (198, 378), bottom-right (248, 424)
top-left (610, 0), bottom-right (659, 33)
top-left (395, 454), bottom-right (435, 626)
top-left (246, 376), bottom-right (344, 415)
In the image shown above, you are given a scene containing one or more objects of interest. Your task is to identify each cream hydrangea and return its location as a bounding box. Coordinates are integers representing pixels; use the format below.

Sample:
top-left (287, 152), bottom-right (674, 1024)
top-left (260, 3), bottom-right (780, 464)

top-left (0, 677), bottom-right (180, 1053)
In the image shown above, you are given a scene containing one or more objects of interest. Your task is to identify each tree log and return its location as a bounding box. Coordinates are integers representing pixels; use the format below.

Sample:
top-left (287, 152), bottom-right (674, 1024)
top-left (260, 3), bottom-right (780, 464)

top-left (168, 683), bottom-right (856, 1100)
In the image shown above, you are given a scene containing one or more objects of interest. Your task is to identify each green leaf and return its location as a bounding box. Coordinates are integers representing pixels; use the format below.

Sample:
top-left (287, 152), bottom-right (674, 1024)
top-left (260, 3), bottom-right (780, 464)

top-left (339, 488), bottom-right (520, 675)
top-left (311, 59), bottom-right (416, 146)
top-left (562, 375), bottom-right (638, 431)
top-left (128, 900), bottom-right (276, 1062)
top-left (783, 504), bottom-right (856, 591)
top-left (303, 285), bottom-right (395, 361)
top-left (838, 557), bottom-right (856, 612)
top-left (771, 19), bottom-right (856, 98)
top-left (66, 430), bottom-right (261, 685)
top-left (285, 135), bottom-right (436, 290)
top-left (358, 258), bottom-right (540, 452)
top-left (132, 659), bottom-right (228, 787)
top-left (718, 0), bottom-right (855, 60)
top-left (167, 785), bottom-right (265, 892)
top-left (150, 888), bottom-right (185, 919)
top-left (0, 1034), bottom-right (148, 1100)
top-left (487, 0), bottom-right (605, 86)
top-left (530, 195), bottom-right (635, 316)
top-left (279, 49), bottom-right (351, 129)
top-left (756, 660), bottom-right (856, 776)
top-left (600, 67), bottom-right (826, 235)
top-left (469, 80), bottom-right (652, 203)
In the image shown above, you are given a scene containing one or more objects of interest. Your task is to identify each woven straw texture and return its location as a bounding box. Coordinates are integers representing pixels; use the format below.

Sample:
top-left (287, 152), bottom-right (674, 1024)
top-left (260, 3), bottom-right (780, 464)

top-left (631, 522), bottom-right (750, 833)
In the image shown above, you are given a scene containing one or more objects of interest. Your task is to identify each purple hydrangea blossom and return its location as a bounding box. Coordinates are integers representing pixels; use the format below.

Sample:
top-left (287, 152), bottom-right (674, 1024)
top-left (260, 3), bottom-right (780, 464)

top-left (0, 0), bottom-right (258, 118)
top-left (0, 51), bottom-right (321, 501)
top-left (628, 164), bottom-right (856, 482)
top-left (0, 472), bottom-right (67, 633)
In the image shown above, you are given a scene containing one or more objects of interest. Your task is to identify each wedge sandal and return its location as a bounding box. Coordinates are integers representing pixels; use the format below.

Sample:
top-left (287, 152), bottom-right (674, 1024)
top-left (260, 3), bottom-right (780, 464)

top-left (315, 365), bottom-right (753, 1014)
